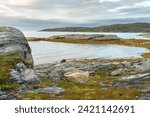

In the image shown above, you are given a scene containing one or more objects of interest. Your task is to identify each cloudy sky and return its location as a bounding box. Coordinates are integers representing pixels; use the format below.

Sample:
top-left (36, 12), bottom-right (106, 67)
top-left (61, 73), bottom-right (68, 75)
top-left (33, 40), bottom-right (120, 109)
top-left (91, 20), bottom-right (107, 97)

top-left (0, 0), bottom-right (150, 31)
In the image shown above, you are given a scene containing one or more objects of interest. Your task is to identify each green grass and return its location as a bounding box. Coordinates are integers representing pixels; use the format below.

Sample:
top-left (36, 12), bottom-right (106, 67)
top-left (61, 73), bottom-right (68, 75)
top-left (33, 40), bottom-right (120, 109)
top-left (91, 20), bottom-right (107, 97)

top-left (57, 76), bottom-right (140, 100)
top-left (0, 54), bottom-right (22, 90)
top-left (20, 92), bottom-right (49, 100)
top-left (17, 75), bottom-right (140, 100)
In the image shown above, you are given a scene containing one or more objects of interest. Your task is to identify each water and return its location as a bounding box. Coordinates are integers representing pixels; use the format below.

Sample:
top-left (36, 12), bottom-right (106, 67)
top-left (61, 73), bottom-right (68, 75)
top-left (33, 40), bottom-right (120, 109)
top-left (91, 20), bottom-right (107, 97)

top-left (23, 31), bottom-right (147, 39)
top-left (29, 41), bottom-right (150, 65)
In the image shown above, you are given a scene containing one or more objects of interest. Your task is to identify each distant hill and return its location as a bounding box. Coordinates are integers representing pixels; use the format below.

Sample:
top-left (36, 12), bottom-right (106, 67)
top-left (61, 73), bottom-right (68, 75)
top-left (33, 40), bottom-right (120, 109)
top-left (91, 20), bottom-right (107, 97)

top-left (41, 22), bottom-right (150, 32)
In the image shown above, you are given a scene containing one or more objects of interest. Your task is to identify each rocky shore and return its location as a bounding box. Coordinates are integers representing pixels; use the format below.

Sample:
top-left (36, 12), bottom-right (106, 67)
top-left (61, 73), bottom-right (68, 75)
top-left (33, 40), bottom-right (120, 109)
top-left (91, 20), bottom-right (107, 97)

top-left (0, 27), bottom-right (150, 100)
top-left (34, 58), bottom-right (150, 100)
top-left (28, 34), bottom-right (121, 42)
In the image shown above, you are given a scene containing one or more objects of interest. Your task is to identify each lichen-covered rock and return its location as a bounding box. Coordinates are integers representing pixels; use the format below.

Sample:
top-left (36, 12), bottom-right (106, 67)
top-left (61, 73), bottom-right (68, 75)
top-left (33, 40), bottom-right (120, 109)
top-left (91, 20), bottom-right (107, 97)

top-left (0, 27), bottom-right (39, 83)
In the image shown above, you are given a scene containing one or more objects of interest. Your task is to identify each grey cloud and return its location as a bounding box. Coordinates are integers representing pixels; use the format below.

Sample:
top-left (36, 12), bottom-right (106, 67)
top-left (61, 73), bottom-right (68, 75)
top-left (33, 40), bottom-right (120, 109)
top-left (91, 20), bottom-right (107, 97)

top-left (0, 0), bottom-right (150, 30)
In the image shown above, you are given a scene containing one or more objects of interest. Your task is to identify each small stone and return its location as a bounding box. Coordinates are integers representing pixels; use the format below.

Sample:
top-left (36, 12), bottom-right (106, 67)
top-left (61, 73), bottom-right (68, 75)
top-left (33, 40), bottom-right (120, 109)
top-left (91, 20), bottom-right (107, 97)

top-left (19, 84), bottom-right (28, 92)
top-left (0, 89), bottom-right (4, 96)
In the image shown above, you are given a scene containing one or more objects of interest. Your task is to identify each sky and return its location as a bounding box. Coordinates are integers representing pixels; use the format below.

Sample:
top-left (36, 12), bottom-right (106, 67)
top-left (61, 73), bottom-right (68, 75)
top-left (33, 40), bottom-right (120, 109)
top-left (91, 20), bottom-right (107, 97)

top-left (0, 0), bottom-right (150, 31)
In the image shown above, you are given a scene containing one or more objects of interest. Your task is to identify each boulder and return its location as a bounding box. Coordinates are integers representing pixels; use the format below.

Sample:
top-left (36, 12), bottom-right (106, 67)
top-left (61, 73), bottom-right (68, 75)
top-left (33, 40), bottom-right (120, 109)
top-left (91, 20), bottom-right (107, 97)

top-left (0, 27), bottom-right (33, 66)
top-left (64, 71), bottom-right (89, 83)
top-left (110, 68), bottom-right (124, 76)
top-left (0, 27), bottom-right (39, 83)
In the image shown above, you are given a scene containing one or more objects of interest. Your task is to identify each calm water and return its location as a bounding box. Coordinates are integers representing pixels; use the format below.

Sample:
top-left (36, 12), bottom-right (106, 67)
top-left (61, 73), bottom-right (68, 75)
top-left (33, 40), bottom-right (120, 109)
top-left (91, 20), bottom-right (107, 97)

top-left (29, 41), bottom-right (150, 65)
top-left (23, 31), bottom-right (147, 39)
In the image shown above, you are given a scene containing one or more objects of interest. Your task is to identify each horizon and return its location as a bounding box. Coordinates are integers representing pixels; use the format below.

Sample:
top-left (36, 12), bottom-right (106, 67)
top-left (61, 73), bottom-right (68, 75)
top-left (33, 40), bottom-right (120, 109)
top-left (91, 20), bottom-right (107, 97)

top-left (0, 0), bottom-right (150, 31)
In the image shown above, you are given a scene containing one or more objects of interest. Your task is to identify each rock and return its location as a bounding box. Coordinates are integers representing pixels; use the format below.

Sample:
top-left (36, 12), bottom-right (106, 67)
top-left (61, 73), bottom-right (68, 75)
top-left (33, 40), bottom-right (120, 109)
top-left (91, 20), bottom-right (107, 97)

top-left (60, 59), bottom-right (67, 63)
top-left (50, 34), bottom-right (121, 41)
top-left (99, 81), bottom-right (110, 89)
top-left (110, 68), bottom-right (124, 76)
top-left (25, 86), bottom-right (65, 96)
top-left (0, 27), bottom-right (33, 66)
top-left (35, 86), bottom-right (65, 95)
top-left (118, 73), bottom-right (150, 81)
top-left (0, 27), bottom-right (39, 83)
top-left (19, 84), bottom-right (28, 92)
top-left (10, 69), bottom-right (22, 83)
top-left (64, 71), bottom-right (89, 83)
top-left (36, 61), bottom-right (117, 80)
top-left (0, 89), bottom-right (4, 96)
top-left (138, 87), bottom-right (150, 100)
top-left (113, 73), bottom-right (150, 89)
top-left (10, 63), bottom-right (39, 83)
top-left (0, 95), bottom-right (8, 100)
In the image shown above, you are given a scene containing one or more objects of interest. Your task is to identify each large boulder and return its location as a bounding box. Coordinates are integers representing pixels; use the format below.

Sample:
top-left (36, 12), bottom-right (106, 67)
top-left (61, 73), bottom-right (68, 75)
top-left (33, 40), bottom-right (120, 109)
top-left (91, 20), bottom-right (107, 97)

top-left (0, 27), bottom-right (33, 66)
top-left (0, 27), bottom-right (39, 83)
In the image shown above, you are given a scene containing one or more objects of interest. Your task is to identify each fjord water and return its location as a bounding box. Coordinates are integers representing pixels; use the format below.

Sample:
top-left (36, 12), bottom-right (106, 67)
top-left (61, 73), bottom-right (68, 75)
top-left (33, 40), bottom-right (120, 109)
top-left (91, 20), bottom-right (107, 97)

top-left (23, 31), bottom-right (144, 39)
top-left (29, 41), bottom-right (149, 65)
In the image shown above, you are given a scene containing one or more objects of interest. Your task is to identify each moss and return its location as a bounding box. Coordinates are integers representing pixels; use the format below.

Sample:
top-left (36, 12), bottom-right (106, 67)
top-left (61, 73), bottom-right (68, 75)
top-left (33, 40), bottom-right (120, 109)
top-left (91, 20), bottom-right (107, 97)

top-left (142, 53), bottom-right (150, 58)
top-left (144, 83), bottom-right (150, 87)
top-left (95, 69), bottom-right (115, 76)
top-left (0, 83), bottom-right (20, 91)
top-left (27, 77), bottom-right (52, 90)
top-left (0, 54), bottom-right (22, 90)
top-left (57, 76), bottom-right (139, 100)
top-left (20, 92), bottom-right (49, 100)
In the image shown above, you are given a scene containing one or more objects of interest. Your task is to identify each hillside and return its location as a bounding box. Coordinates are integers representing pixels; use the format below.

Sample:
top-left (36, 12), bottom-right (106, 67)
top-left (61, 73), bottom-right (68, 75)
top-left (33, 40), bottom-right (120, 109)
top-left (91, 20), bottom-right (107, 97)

top-left (41, 22), bottom-right (150, 32)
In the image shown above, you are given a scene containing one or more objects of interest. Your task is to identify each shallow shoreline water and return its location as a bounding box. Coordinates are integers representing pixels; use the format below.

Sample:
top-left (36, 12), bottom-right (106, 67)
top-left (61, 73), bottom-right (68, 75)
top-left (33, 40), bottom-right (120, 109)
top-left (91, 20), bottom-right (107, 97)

top-left (29, 41), bottom-right (150, 65)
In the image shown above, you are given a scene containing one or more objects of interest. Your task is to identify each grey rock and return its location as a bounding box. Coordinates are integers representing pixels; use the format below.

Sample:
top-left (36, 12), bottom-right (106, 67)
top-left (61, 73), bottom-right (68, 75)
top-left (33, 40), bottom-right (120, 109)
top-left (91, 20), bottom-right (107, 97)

top-left (36, 61), bottom-right (117, 80)
top-left (114, 73), bottom-right (150, 89)
top-left (19, 84), bottom-right (28, 92)
top-left (25, 86), bottom-right (65, 96)
top-left (111, 68), bottom-right (124, 76)
top-left (35, 86), bottom-right (65, 95)
top-left (0, 27), bottom-right (33, 66)
top-left (10, 63), bottom-right (39, 83)
top-left (0, 95), bottom-right (8, 100)
top-left (0, 89), bottom-right (4, 96)
top-left (99, 81), bottom-right (110, 89)
top-left (49, 34), bottom-right (121, 41)
top-left (10, 69), bottom-right (22, 83)
top-left (118, 73), bottom-right (150, 81)
top-left (138, 87), bottom-right (150, 100)
top-left (0, 27), bottom-right (40, 83)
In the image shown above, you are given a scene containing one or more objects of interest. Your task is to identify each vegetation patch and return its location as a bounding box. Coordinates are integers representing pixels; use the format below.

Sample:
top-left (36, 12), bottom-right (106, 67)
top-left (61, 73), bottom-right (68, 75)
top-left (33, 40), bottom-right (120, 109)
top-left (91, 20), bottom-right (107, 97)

top-left (20, 92), bottom-right (49, 100)
top-left (0, 54), bottom-right (22, 90)
top-left (57, 76), bottom-right (140, 100)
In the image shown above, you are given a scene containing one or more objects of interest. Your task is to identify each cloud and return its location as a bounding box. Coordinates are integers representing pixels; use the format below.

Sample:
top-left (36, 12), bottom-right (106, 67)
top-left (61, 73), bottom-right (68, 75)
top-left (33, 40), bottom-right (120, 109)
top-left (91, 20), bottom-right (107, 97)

top-left (99, 0), bottom-right (121, 3)
top-left (0, 0), bottom-right (35, 6)
top-left (0, 0), bottom-right (149, 30)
